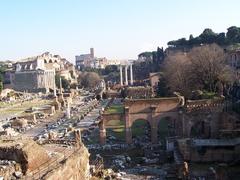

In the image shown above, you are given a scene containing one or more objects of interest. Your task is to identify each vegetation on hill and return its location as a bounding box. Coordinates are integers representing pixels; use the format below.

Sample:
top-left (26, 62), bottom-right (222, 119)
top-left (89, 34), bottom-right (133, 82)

top-left (168, 26), bottom-right (240, 48)
top-left (133, 47), bottom-right (165, 80)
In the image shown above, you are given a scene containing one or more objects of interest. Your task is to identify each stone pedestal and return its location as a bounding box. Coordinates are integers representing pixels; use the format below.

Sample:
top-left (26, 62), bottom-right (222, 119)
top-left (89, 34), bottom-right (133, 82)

top-left (151, 126), bottom-right (158, 144)
top-left (125, 127), bottom-right (132, 144)
top-left (150, 105), bottom-right (158, 143)
top-left (99, 120), bottom-right (106, 145)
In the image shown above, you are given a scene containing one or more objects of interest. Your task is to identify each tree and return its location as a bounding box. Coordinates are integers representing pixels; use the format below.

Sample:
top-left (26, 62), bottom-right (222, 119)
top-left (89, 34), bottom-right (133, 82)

top-left (227, 26), bottom-right (240, 43)
top-left (55, 74), bottom-right (70, 89)
top-left (157, 47), bottom-right (164, 64)
top-left (188, 44), bottom-right (232, 92)
top-left (163, 44), bottom-right (234, 97)
top-left (81, 72), bottom-right (101, 89)
top-left (0, 81), bottom-right (3, 93)
top-left (216, 32), bottom-right (226, 45)
top-left (199, 28), bottom-right (217, 44)
top-left (156, 74), bottom-right (170, 97)
top-left (104, 65), bottom-right (118, 75)
top-left (164, 53), bottom-right (193, 97)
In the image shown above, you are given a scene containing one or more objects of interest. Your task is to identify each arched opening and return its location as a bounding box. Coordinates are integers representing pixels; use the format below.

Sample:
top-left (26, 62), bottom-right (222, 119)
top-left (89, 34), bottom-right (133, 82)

top-left (131, 119), bottom-right (151, 143)
top-left (105, 119), bottom-right (125, 143)
top-left (158, 117), bottom-right (175, 145)
top-left (49, 59), bottom-right (53, 63)
top-left (190, 121), bottom-right (211, 138)
top-left (44, 59), bottom-right (47, 63)
top-left (54, 60), bottom-right (57, 63)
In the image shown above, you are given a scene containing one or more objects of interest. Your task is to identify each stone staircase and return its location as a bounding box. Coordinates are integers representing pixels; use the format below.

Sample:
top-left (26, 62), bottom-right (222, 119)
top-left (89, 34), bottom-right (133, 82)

top-left (165, 165), bottom-right (178, 179)
top-left (173, 141), bottom-right (184, 165)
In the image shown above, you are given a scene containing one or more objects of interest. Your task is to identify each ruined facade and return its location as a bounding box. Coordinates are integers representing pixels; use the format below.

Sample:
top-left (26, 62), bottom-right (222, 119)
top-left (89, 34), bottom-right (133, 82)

top-left (99, 97), bottom-right (225, 145)
top-left (7, 52), bottom-right (77, 93)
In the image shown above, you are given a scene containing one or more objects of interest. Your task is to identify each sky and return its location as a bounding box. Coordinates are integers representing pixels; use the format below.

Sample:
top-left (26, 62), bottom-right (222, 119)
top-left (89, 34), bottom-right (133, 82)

top-left (0, 0), bottom-right (240, 63)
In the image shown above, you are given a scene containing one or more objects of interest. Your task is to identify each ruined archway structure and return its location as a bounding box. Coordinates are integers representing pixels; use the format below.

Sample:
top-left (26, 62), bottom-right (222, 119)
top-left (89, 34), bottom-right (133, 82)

top-left (99, 97), bottom-right (184, 144)
top-left (124, 97), bottom-right (183, 144)
top-left (99, 97), bottom-right (225, 144)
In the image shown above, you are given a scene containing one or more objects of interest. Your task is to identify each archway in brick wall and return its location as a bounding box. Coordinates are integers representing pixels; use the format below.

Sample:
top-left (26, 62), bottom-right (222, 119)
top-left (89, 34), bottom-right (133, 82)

top-left (105, 119), bottom-right (125, 143)
top-left (131, 119), bottom-right (151, 143)
top-left (190, 120), bottom-right (211, 138)
top-left (158, 117), bottom-right (172, 144)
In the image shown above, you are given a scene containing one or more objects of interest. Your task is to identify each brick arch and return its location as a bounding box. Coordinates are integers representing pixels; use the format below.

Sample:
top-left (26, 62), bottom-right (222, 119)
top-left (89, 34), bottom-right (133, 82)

top-left (187, 119), bottom-right (211, 138)
top-left (154, 113), bottom-right (179, 126)
top-left (129, 114), bottom-right (152, 128)
top-left (130, 118), bottom-right (151, 139)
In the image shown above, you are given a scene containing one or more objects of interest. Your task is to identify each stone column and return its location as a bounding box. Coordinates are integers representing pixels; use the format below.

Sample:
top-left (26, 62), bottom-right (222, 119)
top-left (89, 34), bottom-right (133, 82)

top-left (150, 106), bottom-right (158, 143)
top-left (125, 107), bottom-right (132, 144)
top-left (99, 119), bottom-right (106, 144)
top-left (60, 77), bottom-right (63, 94)
top-left (53, 71), bottom-right (57, 97)
top-left (120, 65), bottom-right (123, 86)
top-left (66, 101), bottom-right (71, 119)
top-left (130, 64), bottom-right (133, 85)
top-left (179, 110), bottom-right (186, 137)
top-left (125, 65), bottom-right (128, 86)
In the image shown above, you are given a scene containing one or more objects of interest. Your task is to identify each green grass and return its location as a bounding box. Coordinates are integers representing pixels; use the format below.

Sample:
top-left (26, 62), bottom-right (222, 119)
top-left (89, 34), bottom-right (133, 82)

top-left (105, 105), bottom-right (124, 114)
top-left (106, 120), bottom-right (125, 140)
top-left (202, 91), bottom-right (217, 99)
top-left (132, 119), bottom-right (149, 137)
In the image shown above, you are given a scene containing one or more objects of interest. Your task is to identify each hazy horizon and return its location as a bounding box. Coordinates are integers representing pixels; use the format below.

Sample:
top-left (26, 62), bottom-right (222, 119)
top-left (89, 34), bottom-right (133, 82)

top-left (0, 0), bottom-right (240, 63)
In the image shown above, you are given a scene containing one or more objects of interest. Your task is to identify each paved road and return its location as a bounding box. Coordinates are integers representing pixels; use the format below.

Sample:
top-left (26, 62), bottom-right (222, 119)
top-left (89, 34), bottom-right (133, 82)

top-left (23, 97), bottom-right (108, 139)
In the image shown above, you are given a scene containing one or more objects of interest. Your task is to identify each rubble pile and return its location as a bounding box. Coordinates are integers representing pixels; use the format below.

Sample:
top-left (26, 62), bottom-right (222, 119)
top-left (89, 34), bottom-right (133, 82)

top-left (0, 160), bottom-right (22, 180)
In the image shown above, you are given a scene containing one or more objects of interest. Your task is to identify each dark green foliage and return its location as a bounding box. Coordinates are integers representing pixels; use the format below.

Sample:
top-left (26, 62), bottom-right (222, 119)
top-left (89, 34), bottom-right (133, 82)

top-left (82, 65), bottom-right (119, 84)
top-left (0, 65), bottom-right (6, 92)
top-left (104, 65), bottom-right (118, 75)
top-left (227, 26), bottom-right (240, 43)
top-left (138, 52), bottom-right (153, 58)
top-left (167, 26), bottom-right (240, 47)
top-left (156, 75), bottom-right (170, 97)
top-left (0, 82), bottom-right (3, 93)
top-left (55, 74), bottom-right (70, 89)
top-left (134, 47), bottom-right (165, 80)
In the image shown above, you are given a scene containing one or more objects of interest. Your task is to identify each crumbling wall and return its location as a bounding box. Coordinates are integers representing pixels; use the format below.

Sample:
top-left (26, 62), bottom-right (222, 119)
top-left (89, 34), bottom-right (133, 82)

top-left (44, 145), bottom-right (90, 180)
top-left (0, 139), bottom-right (49, 174)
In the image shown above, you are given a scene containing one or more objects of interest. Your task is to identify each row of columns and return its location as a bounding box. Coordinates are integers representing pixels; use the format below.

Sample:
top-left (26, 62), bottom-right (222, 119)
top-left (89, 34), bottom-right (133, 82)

top-left (120, 64), bottom-right (133, 86)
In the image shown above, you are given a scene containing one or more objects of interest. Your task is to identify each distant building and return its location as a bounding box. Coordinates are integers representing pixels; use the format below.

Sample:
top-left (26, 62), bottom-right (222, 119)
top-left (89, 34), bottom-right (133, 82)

top-left (13, 54), bottom-right (55, 93)
top-left (6, 52), bottom-right (77, 93)
top-left (106, 59), bottom-right (121, 66)
top-left (94, 57), bottom-right (108, 69)
top-left (75, 48), bottom-right (121, 70)
top-left (75, 48), bottom-right (95, 70)
top-left (227, 49), bottom-right (240, 83)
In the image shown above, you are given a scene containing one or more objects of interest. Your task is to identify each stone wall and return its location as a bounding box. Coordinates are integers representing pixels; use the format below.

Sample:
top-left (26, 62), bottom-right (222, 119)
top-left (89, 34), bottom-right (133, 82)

top-left (13, 69), bottom-right (55, 93)
top-left (178, 139), bottom-right (240, 163)
top-left (43, 145), bottom-right (90, 180)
